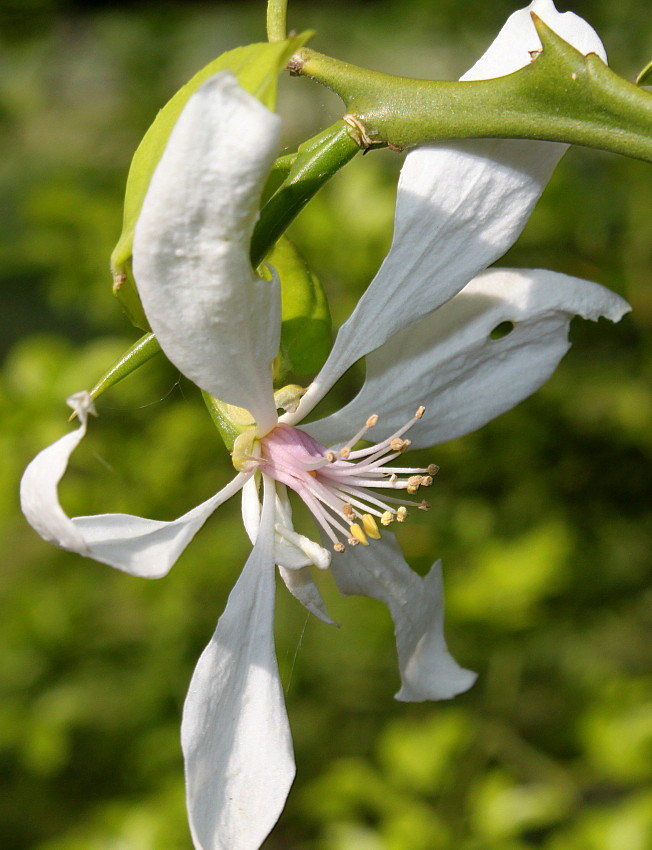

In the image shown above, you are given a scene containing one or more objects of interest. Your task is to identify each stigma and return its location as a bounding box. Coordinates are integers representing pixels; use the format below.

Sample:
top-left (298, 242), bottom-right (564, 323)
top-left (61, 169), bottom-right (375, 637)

top-left (258, 408), bottom-right (437, 552)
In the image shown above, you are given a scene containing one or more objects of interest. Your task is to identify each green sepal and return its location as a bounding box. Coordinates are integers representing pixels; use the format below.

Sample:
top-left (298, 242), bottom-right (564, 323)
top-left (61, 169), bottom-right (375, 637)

top-left (90, 332), bottom-right (161, 399)
top-left (636, 59), bottom-right (652, 87)
top-left (263, 236), bottom-right (332, 380)
top-left (202, 392), bottom-right (254, 451)
top-left (68, 332), bottom-right (162, 419)
top-left (110, 32), bottom-right (311, 329)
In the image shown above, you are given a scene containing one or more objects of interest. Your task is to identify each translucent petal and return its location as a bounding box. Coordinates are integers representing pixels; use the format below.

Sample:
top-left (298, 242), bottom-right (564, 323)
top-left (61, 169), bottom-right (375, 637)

top-left (307, 268), bottom-right (630, 449)
top-left (330, 535), bottom-right (476, 701)
top-left (133, 72), bottom-right (282, 435)
top-left (182, 476), bottom-right (294, 850)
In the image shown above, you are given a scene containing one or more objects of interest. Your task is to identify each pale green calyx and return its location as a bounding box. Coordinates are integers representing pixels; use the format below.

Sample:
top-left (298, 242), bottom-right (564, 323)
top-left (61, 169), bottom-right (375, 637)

top-left (206, 384), bottom-right (306, 457)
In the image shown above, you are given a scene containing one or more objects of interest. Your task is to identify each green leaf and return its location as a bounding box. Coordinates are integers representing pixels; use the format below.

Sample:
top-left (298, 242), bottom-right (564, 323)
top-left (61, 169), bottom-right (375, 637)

top-left (266, 236), bottom-right (332, 378)
top-left (636, 59), bottom-right (652, 87)
top-left (110, 33), bottom-right (311, 329)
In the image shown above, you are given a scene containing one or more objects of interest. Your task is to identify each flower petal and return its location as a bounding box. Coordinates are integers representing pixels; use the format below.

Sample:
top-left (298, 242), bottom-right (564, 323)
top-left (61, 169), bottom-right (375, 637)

top-left (461, 0), bottom-right (607, 80)
top-left (278, 565), bottom-right (338, 626)
top-left (330, 534), bottom-right (476, 701)
top-left (133, 72), bottom-right (282, 435)
top-left (182, 475), bottom-right (294, 850)
top-left (307, 268), bottom-right (630, 449)
top-left (20, 391), bottom-right (248, 578)
top-left (288, 1), bottom-right (605, 424)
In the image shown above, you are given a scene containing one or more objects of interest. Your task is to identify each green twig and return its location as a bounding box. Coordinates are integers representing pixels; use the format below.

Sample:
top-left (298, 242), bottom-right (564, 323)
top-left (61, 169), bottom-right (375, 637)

top-left (267, 0), bottom-right (288, 42)
top-left (292, 16), bottom-right (652, 163)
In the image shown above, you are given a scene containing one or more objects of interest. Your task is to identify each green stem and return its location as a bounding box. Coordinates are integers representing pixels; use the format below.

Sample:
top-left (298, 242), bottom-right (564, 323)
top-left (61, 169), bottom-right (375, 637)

top-left (266, 0), bottom-right (288, 43)
top-left (250, 120), bottom-right (360, 266)
top-left (293, 16), bottom-right (652, 163)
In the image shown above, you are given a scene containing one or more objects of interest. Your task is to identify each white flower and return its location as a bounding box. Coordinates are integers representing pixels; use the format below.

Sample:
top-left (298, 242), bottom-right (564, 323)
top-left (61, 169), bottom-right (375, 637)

top-left (20, 3), bottom-right (627, 850)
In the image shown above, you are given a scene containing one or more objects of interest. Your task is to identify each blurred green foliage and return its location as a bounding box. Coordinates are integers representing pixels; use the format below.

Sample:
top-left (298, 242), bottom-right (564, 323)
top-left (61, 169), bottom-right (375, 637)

top-left (1, 1), bottom-right (651, 848)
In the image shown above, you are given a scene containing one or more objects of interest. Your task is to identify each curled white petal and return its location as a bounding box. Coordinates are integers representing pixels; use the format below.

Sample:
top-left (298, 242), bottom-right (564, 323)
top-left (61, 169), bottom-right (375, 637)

top-left (182, 475), bottom-right (294, 850)
top-left (330, 535), bottom-right (476, 701)
top-left (20, 391), bottom-right (247, 578)
top-left (307, 268), bottom-right (630, 449)
top-left (133, 72), bottom-right (282, 435)
top-left (288, 1), bottom-right (606, 425)
top-left (278, 565), bottom-right (338, 626)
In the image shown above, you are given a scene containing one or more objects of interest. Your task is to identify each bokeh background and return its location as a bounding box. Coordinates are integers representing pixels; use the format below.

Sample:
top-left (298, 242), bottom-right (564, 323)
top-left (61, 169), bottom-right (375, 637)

top-left (2, 1), bottom-right (651, 848)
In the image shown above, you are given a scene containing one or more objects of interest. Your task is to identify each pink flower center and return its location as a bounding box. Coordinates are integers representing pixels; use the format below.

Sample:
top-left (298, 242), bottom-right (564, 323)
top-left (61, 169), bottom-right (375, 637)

top-left (259, 408), bottom-right (437, 552)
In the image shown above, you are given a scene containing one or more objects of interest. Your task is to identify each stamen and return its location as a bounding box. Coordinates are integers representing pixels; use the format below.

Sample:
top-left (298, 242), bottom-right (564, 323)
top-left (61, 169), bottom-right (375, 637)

top-left (338, 412), bottom-right (379, 459)
top-left (349, 523), bottom-right (368, 545)
top-left (259, 408), bottom-right (436, 551)
top-left (361, 514), bottom-right (381, 539)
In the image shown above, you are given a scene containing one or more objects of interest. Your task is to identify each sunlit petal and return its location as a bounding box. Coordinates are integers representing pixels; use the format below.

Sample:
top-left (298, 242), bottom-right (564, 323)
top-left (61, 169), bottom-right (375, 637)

top-left (289, 1), bottom-right (606, 423)
top-left (133, 72), bottom-right (282, 435)
top-left (182, 476), bottom-right (294, 850)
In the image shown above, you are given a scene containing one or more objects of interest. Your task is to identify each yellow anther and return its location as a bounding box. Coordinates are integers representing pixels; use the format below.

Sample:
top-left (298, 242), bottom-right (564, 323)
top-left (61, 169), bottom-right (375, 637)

top-left (421, 475), bottom-right (433, 487)
top-left (339, 447), bottom-right (351, 459)
top-left (334, 542), bottom-right (346, 553)
top-left (349, 523), bottom-right (369, 545)
top-left (396, 507), bottom-right (408, 522)
top-left (390, 438), bottom-right (404, 451)
top-left (380, 511), bottom-right (394, 526)
top-left (407, 475), bottom-right (423, 488)
top-left (326, 451), bottom-right (337, 463)
top-left (427, 464), bottom-right (440, 475)
top-left (415, 406), bottom-right (426, 419)
top-left (406, 485), bottom-right (419, 495)
top-left (361, 514), bottom-right (381, 539)
top-left (366, 414), bottom-right (379, 427)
